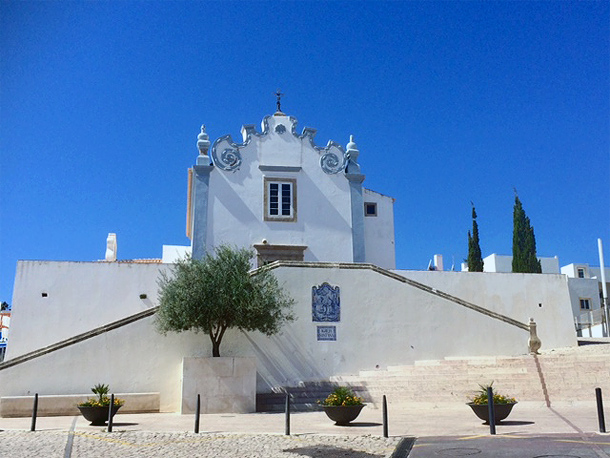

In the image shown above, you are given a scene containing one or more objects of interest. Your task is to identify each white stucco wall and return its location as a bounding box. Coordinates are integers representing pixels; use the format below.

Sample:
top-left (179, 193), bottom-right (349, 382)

top-left (162, 245), bottom-right (191, 263)
top-left (204, 115), bottom-right (355, 263)
top-left (8, 261), bottom-right (171, 359)
top-left (1, 261), bottom-right (578, 411)
top-left (363, 188), bottom-right (395, 270)
top-left (483, 254), bottom-right (559, 274)
top-left (393, 270), bottom-right (577, 351)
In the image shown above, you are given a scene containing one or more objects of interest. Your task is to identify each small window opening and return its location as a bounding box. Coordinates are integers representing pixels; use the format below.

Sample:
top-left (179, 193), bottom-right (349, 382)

top-left (41, 292), bottom-right (48, 298)
top-left (580, 298), bottom-right (591, 310)
top-left (364, 202), bottom-right (377, 217)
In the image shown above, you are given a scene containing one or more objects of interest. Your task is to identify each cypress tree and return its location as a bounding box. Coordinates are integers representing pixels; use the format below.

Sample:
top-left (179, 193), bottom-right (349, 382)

top-left (467, 204), bottom-right (484, 272)
top-left (512, 194), bottom-right (542, 273)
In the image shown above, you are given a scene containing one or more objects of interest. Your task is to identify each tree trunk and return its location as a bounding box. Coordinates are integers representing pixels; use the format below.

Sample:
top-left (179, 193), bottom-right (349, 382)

top-left (212, 342), bottom-right (220, 357)
top-left (209, 323), bottom-right (226, 357)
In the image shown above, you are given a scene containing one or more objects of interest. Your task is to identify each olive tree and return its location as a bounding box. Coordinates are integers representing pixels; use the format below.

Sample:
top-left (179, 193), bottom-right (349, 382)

top-left (156, 245), bottom-right (294, 357)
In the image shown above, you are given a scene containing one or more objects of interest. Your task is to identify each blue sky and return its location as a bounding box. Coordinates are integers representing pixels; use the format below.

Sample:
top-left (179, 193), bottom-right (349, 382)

top-left (1, 1), bottom-right (608, 301)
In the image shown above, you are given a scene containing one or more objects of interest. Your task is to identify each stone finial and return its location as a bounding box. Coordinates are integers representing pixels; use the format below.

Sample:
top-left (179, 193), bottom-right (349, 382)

top-left (197, 125), bottom-right (210, 157)
top-left (346, 134), bottom-right (361, 174)
top-left (346, 134), bottom-right (357, 151)
top-left (528, 318), bottom-right (541, 354)
top-left (105, 233), bottom-right (117, 262)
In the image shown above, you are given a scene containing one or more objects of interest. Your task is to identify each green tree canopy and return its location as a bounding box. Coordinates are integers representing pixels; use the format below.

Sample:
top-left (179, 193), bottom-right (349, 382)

top-left (467, 203), bottom-right (484, 272)
top-left (512, 194), bottom-right (542, 273)
top-left (156, 245), bottom-right (295, 357)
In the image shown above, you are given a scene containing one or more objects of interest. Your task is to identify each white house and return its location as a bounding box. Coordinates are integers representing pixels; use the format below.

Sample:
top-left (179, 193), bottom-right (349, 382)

top-left (561, 262), bottom-right (609, 337)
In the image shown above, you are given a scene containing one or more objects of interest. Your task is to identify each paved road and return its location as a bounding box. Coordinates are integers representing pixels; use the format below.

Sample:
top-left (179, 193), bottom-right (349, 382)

top-left (409, 433), bottom-right (610, 457)
top-left (0, 430), bottom-right (400, 458)
top-left (1, 402), bottom-right (609, 457)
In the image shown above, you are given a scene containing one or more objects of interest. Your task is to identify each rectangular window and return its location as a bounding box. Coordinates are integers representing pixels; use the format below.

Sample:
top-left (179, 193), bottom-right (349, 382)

top-left (577, 268), bottom-right (585, 278)
top-left (264, 178), bottom-right (296, 222)
top-left (364, 202), bottom-right (377, 217)
top-left (580, 298), bottom-right (591, 310)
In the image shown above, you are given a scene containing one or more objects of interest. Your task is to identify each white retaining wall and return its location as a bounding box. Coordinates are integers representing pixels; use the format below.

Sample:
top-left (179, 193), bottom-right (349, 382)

top-left (0, 261), bottom-right (577, 413)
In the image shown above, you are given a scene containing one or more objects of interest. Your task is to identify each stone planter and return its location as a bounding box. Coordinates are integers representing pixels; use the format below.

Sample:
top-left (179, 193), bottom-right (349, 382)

top-left (467, 402), bottom-right (516, 424)
top-left (77, 405), bottom-right (121, 426)
top-left (322, 405), bottom-right (365, 425)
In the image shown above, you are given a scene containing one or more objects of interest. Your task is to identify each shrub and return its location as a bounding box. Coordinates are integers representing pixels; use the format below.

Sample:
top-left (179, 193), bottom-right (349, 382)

top-left (320, 387), bottom-right (364, 406)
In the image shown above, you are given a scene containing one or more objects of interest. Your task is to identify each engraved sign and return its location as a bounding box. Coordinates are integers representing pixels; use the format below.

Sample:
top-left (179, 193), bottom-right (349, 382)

top-left (312, 283), bottom-right (340, 322)
top-left (317, 326), bottom-right (337, 341)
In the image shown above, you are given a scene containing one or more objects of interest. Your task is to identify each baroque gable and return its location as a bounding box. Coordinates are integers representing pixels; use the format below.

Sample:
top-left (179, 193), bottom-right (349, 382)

top-left (209, 114), bottom-right (350, 175)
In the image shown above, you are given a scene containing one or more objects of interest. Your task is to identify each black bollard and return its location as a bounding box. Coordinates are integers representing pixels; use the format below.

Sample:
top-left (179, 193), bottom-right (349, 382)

top-left (382, 395), bottom-right (389, 438)
top-left (285, 393), bottom-right (290, 435)
top-left (596, 388), bottom-right (606, 433)
top-left (107, 394), bottom-right (114, 432)
top-left (194, 394), bottom-right (201, 433)
top-left (486, 387), bottom-right (496, 435)
top-left (30, 393), bottom-right (38, 432)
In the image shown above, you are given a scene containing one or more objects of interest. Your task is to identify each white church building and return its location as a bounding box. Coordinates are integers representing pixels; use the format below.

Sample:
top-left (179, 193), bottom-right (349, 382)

top-left (0, 109), bottom-right (581, 415)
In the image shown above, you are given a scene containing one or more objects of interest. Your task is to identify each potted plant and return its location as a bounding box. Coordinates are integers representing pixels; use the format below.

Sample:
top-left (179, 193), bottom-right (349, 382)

top-left (467, 382), bottom-right (517, 424)
top-left (319, 387), bottom-right (365, 425)
top-left (77, 383), bottom-right (124, 426)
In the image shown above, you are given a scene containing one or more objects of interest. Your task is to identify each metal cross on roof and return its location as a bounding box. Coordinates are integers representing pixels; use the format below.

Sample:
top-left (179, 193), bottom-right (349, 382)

top-left (275, 89), bottom-right (284, 112)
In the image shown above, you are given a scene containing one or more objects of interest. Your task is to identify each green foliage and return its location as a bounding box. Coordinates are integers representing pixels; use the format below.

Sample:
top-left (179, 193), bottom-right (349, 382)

top-left (78, 383), bottom-right (124, 407)
top-left (92, 383), bottom-right (109, 400)
top-left (1, 301), bottom-right (9, 311)
top-left (467, 204), bottom-right (484, 272)
top-left (471, 382), bottom-right (516, 405)
top-left (156, 245), bottom-right (295, 357)
top-left (320, 387), bottom-right (364, 406)
top-left (512, 194), bottom-right (542, 273)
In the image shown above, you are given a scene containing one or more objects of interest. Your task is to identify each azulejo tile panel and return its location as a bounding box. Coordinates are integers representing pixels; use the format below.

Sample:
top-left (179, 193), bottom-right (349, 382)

top-left (312, 282), bottom-right (340, 322)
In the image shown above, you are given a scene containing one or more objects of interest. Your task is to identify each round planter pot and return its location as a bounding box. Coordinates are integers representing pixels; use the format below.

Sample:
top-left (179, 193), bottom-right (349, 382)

top-left (323, 405), bottom-right (365, 425)
top-left (467, 402), bottom-right (516, 424)
top-left (78, 405), bottom-right (121, 426)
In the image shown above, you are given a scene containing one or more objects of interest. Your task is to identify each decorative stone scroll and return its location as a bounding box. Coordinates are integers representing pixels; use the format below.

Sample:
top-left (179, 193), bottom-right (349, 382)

top-left (319, 142), bottom-right (347, 175)
top-left (312, 282), bottom-right (340, 322)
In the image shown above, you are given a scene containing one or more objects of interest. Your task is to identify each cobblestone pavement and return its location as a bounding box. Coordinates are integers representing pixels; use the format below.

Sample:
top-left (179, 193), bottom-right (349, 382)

top-left (0, 431), bottom-right (401, 458)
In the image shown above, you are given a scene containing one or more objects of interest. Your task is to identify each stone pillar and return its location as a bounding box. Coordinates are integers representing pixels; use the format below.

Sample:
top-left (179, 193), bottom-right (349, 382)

top-left (191, 165), bottom-right (213, 260)
top-left (346, 135), bottom-right (365, 263)
top-left (192, 125), bottom-right (214, 260)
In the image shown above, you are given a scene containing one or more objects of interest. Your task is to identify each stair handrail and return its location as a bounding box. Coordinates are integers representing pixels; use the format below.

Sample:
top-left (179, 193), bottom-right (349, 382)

top-left (0, 306), bottom-right (158, 371)
top-left (256, 261), bottom-right (529, 331)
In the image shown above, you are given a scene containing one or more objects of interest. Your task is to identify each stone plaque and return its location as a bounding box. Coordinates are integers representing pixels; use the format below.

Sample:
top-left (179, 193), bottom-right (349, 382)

top-left (317, 326), bottom-right (337, 341)
top-left (312, 282), bottom-right (340, 322)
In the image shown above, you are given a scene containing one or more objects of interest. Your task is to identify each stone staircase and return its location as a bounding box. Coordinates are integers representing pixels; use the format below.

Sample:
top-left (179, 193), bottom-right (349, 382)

top-left (256, 344), bottom-right (610, 412)
top-left (330, 345), bottom-right (610, 408)
top-left (256, 381), bottom-right (348, 412)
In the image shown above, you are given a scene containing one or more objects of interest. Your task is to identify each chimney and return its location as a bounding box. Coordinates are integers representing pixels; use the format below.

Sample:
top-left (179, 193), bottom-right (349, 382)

top-left (105, 233), bottom-right (117, 262)
top-left (434, 254), bottom-right (444, 271)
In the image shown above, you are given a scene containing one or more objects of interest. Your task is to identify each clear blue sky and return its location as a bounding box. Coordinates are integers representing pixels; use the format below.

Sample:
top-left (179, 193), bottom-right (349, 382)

top-left (1, 1), bottom-right (609, 302)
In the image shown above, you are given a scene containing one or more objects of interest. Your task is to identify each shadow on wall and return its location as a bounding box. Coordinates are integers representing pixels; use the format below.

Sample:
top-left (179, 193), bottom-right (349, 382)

top-left (243, 330), bottom-right (327, 391)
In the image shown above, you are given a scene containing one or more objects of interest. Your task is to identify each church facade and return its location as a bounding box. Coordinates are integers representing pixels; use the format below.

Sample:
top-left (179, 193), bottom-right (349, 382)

top-left (186, 111), bottom-right (395, 269)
